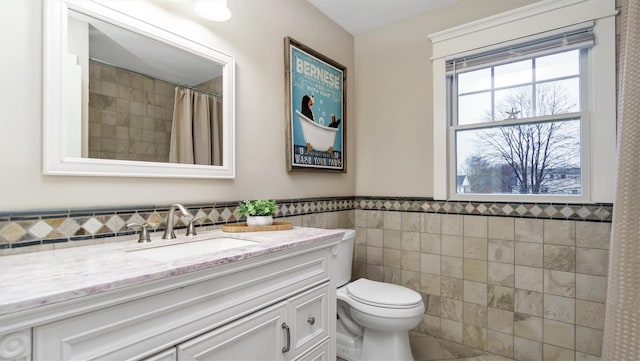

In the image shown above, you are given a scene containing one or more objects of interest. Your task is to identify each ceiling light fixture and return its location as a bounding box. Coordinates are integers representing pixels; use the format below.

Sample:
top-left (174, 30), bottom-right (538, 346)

top-left (194, 0), bottom-right (232, 22)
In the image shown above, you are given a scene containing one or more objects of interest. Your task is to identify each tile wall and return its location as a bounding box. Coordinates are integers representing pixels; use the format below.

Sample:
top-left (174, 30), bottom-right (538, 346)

top-left (88, 60), bottom-right (176, 162)
top-left (0, 195), bottom-right (613, 361)
top-left (352, 209), bottom-right (611, 361)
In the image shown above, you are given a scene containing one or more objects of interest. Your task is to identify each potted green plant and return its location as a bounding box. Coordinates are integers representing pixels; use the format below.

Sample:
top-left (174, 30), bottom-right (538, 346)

top-left (238, 199), bottom-right (278, 226)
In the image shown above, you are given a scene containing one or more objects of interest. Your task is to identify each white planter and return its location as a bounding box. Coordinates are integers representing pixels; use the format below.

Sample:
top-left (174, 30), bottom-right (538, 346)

top-left (246, 215), bottom-right (273, 226)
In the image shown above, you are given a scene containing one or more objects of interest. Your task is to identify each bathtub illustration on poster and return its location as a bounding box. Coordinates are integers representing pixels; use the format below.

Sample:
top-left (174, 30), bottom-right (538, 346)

top-left (295, 110), bottom-right (339, 152)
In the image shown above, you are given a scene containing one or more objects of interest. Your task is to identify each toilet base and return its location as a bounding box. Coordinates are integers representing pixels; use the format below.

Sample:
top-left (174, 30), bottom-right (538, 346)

top-left (336, 325), bottom-right (362, 361)
top-left (362, 328), bottom-right (414, 361)
top-left (336, 322), bottom-right (414, 361)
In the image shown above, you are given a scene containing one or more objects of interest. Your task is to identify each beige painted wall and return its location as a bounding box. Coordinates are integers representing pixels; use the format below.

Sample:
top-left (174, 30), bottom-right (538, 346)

top-left (0, 0), bottom-right (355, 210)
top-left (353, 0), bottom-right (539, 197)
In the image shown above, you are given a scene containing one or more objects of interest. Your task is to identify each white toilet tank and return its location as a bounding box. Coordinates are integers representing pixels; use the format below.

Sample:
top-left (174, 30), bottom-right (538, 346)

top-left (336, 229), bottom-right (355, 287)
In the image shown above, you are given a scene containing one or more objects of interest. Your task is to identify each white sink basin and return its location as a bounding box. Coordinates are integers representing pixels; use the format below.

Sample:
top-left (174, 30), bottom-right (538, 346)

top-left (127, 237), bottom-right (258, 261)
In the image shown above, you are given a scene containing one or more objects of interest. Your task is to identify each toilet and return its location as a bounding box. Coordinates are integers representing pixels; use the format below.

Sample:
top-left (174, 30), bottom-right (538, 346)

top-left (335, 229), bottom-right (424, 361)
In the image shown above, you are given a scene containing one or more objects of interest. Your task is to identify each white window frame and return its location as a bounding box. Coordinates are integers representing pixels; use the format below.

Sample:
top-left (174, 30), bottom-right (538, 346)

top-left (449, 46), bottom-right (591, 201)
top-left (429, 0), bottom-right (617, 203)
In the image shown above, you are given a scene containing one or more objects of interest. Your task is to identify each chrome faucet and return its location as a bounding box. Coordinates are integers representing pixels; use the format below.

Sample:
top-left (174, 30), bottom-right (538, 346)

top-left (162, 204), bottom-right (190, 239)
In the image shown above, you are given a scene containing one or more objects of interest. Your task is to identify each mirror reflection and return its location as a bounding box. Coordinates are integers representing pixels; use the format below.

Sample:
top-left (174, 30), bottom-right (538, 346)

top-left (67, 11), bottom-right (224, 165)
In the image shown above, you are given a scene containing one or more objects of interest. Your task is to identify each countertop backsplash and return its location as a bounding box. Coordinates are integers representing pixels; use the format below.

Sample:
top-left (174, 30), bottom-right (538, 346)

top-left (0, 196), bottom-right (611, 256)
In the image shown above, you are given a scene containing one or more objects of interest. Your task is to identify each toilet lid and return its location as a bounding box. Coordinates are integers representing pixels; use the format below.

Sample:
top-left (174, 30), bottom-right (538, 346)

top-left (346, 279), bottom-right (423, 309)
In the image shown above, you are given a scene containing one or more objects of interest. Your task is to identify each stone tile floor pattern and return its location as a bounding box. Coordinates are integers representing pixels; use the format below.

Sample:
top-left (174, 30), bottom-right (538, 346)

top-left (409, 332), bottom-right (514, 361)
top-left (338, 332), bottom-right (514, 361)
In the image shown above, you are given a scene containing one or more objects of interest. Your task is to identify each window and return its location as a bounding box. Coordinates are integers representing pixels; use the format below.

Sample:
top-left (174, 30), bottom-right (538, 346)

top-left (429, 0), bottom-right (617, 203)
top-left (449, 39), bottom-right (589, 197)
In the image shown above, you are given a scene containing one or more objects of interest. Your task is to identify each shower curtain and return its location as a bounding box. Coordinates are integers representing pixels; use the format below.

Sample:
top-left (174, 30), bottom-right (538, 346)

top-left (602, 0), bottom-right (640, 359)
top-left (169, 87), bottom-right (223, 166)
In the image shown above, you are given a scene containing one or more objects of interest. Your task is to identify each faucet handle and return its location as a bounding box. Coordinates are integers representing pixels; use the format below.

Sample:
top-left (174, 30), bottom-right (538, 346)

top-left (127, 223), bottom-right (151, 243)
top-left (186, 217), bottom-right (204, 236)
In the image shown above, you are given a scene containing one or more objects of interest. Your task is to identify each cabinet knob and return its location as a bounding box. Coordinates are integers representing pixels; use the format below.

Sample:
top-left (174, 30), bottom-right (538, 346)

top-left (307, 316), bottom-right (315, 325)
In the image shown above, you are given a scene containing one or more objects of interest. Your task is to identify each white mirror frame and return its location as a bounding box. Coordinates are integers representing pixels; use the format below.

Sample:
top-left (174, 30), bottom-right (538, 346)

top-left (43, 0), bottom-right (236, 178)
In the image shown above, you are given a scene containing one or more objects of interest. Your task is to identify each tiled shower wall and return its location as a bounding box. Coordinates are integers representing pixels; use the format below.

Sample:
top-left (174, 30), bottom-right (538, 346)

top-left (88, 60), bottom-right (176, 162)
top-left (351, 210), bottom-right (611, 361)
top-left (88, 61), bottom-right (224, 163)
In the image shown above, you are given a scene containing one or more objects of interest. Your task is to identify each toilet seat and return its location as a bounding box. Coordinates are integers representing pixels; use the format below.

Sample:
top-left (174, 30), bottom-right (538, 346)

top-left (337, 279), bottom-right (425, 333)
top-left (338, 279), bottom-right (424, 322)
top-left (346, 279), bottom-right (423, 309)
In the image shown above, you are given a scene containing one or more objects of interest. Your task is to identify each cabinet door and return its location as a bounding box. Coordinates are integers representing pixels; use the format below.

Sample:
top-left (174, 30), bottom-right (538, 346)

top-left (178, 302), bottom-right (287, 361)
top-left (287, 283), bottom-right (329, 359)
top-left (293, 339), bottom-right (330, 361)
top-left (141, 348), bottom-right (177, 361)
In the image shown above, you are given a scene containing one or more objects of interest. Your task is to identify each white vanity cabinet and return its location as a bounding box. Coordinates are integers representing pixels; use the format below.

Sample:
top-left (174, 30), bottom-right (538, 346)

top-left (161, 283), bottom-right (329, 361)
top-left (19, 240), bottom-right (338, 361)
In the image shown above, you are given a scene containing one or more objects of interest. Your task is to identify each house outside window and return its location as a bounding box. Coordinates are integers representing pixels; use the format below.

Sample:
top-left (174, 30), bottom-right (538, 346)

top-left (428, 0), bottom-right (617, 203)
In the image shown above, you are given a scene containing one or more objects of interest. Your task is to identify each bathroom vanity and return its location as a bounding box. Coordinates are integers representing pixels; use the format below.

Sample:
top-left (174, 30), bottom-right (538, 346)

top-left (0, 228), bottom-right (343, 361)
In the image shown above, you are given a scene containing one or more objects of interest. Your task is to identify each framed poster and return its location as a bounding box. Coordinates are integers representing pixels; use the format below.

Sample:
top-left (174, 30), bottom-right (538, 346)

top-left (284, 37), bottom-right (347, 172)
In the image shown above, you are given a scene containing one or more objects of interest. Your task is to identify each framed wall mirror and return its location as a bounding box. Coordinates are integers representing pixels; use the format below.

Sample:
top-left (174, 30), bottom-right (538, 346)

top-left (43, 0), bottom-right (235, 178)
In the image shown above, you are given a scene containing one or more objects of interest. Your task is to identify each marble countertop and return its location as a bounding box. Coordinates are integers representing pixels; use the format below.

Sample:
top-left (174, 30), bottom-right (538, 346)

top-left (0, 227), bottom-right (344, 316)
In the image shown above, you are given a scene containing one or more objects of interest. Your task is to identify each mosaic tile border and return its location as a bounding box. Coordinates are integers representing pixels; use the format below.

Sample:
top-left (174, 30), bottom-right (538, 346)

top-left (0, 197), bottom-right (355, 250)
top-left (355, 197), bottom-right (613, 222)
top-left (0, 196), bottom-right (613, 251)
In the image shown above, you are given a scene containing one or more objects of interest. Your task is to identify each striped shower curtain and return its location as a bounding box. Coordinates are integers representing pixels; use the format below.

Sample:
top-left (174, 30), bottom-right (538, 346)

top-left (602, 0), bottom-right (640, 359)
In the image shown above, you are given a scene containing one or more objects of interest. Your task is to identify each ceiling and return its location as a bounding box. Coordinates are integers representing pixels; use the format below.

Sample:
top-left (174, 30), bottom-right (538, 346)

top-left (72, 0), bottom-right (460, 85)
top-left (70, 10), bottom-right (222, 87)
top-left (307, 0), bottom-right (460, 35)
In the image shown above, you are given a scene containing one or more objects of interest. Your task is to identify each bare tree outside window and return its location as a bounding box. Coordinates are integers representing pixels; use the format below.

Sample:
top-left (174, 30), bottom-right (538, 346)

top-left (457, 82), bottom-right (581, 195)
